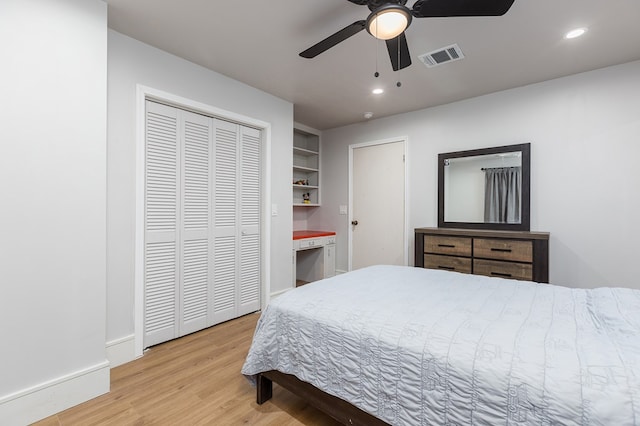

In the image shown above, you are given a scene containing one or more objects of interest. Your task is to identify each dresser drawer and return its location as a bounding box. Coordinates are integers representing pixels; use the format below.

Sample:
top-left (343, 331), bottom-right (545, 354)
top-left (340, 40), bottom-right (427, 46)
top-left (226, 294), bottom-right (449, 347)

top-left (424, 235), bottom-right (472, 257)
top-left (473, 259), bottom-right (533, 281)
top-left (473, 238), bottom-right (532, 262)
top-left (425, 254), bottom-right (472, 274)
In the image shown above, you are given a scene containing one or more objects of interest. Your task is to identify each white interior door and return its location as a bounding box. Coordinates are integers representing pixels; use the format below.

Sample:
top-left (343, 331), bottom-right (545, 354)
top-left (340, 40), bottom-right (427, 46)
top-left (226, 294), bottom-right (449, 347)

top-left (350, 140), bottom-right (406, 270)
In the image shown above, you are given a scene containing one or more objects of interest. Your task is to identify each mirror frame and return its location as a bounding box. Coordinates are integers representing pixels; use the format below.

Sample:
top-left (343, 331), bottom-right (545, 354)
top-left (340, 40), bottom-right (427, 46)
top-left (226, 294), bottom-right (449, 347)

top-left (437, 143), bottom-right (531, 231)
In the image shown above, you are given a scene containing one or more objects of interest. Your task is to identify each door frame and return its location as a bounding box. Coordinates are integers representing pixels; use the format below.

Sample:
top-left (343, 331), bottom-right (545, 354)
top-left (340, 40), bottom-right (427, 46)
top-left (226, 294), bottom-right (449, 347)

top-left (348, 136), bottom-right (409, 271)
top-left (134, 85), bottom-right (272, 357)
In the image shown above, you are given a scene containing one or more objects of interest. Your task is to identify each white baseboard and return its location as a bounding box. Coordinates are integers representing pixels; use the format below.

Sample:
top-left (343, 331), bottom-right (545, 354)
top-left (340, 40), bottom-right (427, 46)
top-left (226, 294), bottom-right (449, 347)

top-left (336, 269), bottom-right (348, 275)
top-left (269, 287), bottom-right (293, 301)
top-left (106, 334), bottom-right (137, 368)
top-left (0, 361), bottom-right (109, 425)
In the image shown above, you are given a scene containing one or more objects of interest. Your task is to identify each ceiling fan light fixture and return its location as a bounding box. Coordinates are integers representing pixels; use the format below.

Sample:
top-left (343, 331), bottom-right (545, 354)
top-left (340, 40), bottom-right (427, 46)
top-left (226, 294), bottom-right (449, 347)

top-left (565, 27), bottom-right (587, 39)
top-left (366, 4), bottom-right (412, 40)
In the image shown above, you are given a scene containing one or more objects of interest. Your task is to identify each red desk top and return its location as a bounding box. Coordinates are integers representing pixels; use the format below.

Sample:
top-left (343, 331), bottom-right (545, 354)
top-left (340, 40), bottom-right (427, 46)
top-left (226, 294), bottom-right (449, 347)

top-left (293, 230), bottom-right (336, 240)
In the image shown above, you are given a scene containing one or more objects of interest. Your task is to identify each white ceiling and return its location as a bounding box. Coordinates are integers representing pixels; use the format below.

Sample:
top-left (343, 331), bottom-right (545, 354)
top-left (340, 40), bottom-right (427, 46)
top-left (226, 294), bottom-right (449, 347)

top-left (106, 0), bottom-right (640, 130)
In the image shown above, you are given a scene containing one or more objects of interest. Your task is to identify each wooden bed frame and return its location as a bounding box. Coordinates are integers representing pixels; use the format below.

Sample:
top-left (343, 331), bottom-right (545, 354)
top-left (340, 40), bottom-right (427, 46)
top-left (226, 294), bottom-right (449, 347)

top-left (256, 370), bottom-right (389, 426)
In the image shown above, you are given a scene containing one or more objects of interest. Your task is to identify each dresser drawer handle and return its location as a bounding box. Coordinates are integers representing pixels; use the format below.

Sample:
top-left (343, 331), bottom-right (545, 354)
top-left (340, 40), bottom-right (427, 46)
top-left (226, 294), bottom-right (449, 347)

top-left (438, 244), bottom-right (455, 248)
top-left (437, 265), bottom-right (455, 271)
top-left (491, 272), bottom-right (512, 278)
top-left (491, 248), bottom-right (512, 253)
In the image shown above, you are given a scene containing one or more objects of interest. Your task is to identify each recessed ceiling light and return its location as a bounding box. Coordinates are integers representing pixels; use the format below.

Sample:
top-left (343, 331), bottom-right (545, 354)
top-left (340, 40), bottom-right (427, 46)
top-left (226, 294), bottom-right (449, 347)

top-left (372, 88), bottom-right (384, 95)
top-left (565, 27), bottom-right (587, 39)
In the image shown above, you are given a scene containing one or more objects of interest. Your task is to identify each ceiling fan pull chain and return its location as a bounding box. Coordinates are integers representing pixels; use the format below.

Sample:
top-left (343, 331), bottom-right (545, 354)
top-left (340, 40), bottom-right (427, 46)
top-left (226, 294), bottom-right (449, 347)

top-left (375, 34), bottom-right (380, 77)
top-left (396, 36), bottom-right (402, 87)
top-left (371, 10), bottom-right (378, 77)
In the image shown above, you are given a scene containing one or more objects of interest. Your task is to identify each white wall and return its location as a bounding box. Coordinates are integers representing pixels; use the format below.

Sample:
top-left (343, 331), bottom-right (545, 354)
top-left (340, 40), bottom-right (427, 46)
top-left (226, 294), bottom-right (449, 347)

top-left (107, 31), bottom-right (294, 352)
top-left (318, 60), bottom-right (640, 289)
top-left (0, 0), bottom-right (109, 423)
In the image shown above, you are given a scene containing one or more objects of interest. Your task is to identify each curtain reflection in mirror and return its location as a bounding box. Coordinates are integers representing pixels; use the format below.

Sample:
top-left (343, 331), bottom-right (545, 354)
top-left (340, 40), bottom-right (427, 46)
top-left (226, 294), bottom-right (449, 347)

top-left (483, 167), bottom-right (521, 223)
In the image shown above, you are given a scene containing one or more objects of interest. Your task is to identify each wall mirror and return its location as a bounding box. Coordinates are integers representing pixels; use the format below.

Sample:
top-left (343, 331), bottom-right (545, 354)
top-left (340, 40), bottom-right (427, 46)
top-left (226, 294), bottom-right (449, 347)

top-left (438, 143), bottom-right (530, 231)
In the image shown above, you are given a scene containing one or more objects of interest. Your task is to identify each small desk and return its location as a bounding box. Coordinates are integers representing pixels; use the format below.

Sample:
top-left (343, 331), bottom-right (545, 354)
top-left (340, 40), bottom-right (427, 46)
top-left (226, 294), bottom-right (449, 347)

top-left (293, 230), bottom-right (336, 286)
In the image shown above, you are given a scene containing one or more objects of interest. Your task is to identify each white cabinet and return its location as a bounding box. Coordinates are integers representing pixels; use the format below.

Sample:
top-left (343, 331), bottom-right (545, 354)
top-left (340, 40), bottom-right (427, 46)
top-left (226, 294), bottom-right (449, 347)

top-left (293, 128), bottom-right (320, 206)
top-left (293, 235), bottom-right (336, 286)
top-left (324, 243), bottom-right (336, 278)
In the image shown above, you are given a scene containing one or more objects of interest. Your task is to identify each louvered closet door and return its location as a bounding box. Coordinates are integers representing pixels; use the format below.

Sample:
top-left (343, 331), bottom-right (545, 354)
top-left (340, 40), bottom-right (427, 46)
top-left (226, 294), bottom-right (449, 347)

top-left (144, 101), bottom-right (261, 348)
top-left (211, 119), bottom-right (239, 324)
top-left (179, 110), bottom-right (212, 336)
top-left (238, 126), bottom-right (261, 315)
top-left (210, 120), bottom-right (261, 323)
top-left (144, 101), bottom-right (180, 347)
top-left (144, 103), bottom-right (213, 346)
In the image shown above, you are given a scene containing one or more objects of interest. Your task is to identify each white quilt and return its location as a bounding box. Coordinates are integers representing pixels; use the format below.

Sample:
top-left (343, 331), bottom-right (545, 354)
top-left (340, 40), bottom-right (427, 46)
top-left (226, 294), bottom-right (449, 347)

top-left (242, 265), bottom-right (640, 425)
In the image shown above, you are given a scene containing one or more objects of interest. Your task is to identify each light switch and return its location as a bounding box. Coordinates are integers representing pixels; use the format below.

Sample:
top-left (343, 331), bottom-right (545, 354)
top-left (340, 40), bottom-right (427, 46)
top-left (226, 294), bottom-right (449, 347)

top-left (271, 203), bottom-right (278, 216)
top-left (339, 205), bottom-right (348, 215)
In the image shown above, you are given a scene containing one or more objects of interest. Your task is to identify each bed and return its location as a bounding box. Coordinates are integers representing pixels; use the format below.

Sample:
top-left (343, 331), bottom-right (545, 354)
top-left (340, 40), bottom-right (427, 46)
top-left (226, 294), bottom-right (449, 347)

top-left (241, 265), bottom-right (640, 425)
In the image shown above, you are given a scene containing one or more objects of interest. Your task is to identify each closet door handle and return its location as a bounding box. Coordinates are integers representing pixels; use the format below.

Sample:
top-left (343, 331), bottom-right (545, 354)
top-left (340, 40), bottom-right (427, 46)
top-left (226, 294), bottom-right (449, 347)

top-left (351, 220), bottom-right (358, 226)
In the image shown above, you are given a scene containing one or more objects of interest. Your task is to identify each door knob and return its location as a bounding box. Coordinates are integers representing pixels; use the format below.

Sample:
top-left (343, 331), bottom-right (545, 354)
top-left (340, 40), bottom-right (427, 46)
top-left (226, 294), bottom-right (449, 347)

top-left (351, 220), bottom-right (358, 226)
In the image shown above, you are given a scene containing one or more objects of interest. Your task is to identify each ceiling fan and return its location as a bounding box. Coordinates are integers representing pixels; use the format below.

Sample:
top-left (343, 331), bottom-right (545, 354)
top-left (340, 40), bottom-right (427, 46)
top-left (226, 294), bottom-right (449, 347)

top-left (300, 0), bottom-right (516, 71)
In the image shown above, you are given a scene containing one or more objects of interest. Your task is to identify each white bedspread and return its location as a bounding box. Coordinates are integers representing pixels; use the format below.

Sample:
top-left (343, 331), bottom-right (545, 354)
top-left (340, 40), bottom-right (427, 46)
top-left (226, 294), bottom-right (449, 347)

top-left (242, 265), bottom-right (640, 425)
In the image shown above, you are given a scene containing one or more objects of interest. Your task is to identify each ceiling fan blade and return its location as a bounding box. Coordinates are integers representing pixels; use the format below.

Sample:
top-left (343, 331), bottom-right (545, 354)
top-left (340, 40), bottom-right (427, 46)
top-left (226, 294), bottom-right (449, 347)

top-left (413, 0), bottom-right (515, 17)
top-left (386, 32), bottom-right (412, 71)
top-left (300, 20), bottom-right (366, 58)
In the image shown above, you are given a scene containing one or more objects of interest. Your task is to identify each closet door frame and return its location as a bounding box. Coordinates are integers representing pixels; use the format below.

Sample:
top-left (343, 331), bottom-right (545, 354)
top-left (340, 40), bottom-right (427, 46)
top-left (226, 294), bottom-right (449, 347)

top-left (134, 85), bottom-right (272, 357)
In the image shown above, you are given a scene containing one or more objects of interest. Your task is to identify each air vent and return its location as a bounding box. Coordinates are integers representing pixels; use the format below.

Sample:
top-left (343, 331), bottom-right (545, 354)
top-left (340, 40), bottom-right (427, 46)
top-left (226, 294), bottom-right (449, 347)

top-left (418, 44), bottom-right (465, 68)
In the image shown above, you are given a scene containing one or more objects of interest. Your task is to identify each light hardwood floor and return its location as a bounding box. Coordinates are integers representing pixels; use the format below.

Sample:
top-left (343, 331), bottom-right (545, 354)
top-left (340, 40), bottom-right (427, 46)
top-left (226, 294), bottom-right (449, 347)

top-left (34, 313), bottom-right (341, 425)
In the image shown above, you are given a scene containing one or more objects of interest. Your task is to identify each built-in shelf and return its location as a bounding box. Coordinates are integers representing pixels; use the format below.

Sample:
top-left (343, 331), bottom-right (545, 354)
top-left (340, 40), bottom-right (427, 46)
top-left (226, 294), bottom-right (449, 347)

top-left (293, 127), bottom-right (320, 206)
top-left (293, 165), bottom-right (318, 173)
top-left (293, 147), bottom-right (318, 156)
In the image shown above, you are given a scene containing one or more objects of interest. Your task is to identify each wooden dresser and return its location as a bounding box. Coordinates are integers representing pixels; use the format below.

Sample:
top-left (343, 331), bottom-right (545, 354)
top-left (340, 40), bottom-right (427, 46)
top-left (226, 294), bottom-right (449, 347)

top-left (415, 227), bottom-right (550, 283)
